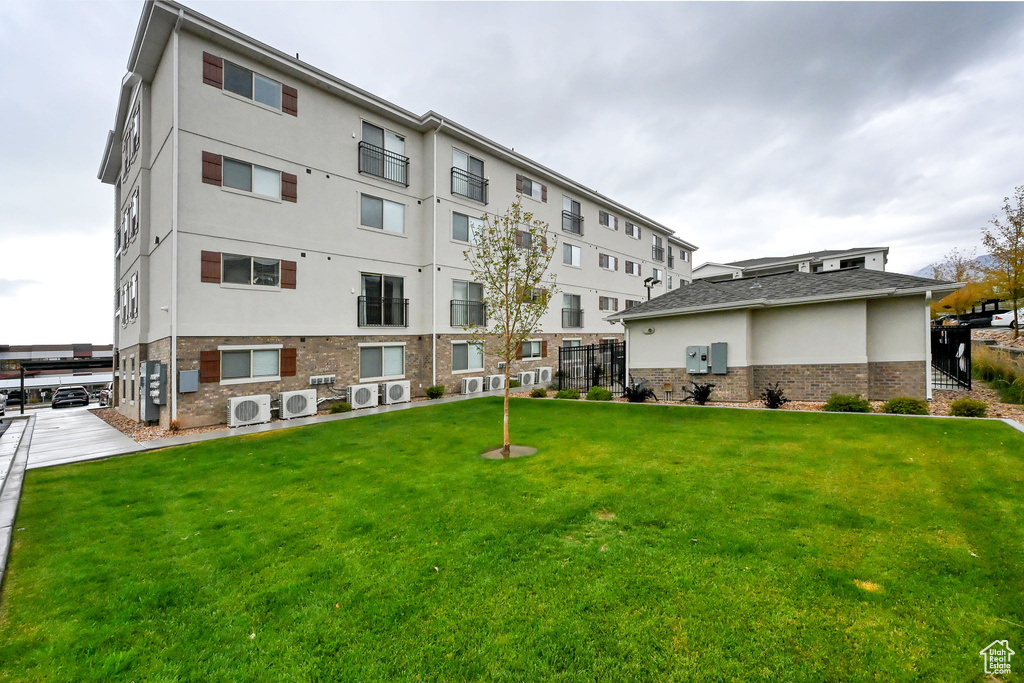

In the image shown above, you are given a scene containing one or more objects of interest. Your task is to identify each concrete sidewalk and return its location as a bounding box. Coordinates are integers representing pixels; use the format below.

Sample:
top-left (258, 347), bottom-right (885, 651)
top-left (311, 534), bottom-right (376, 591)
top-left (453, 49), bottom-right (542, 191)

top-left (25, 407), bottom-right (145, 470)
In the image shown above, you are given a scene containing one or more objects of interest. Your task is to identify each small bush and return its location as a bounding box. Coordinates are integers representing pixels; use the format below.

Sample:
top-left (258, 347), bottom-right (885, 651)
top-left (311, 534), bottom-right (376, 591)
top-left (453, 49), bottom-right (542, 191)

top-left (586, 387), bottom-right (613, 401)
top-left (425, 385), bottom-right (445, 399)
top-left (760, 383), bottom-right (790, 409)
top-left (168, 419), bottom-right (181, 432)
top-left (530, 388), bottom-right (548, 398)
top-left (555, 389), bottom-right (580, 400)
top-left (821, 394), bottom-right (871, 413)
top-left (329, 401), bottom-right (353, 414)
top-left (682, 381), bottom-right (716, 406)
top-left (623, 381), bottom-right (657, 403)
top-left (881, 396), bottom-right (929, 415)
top-left (509, 379), bottom-right (522, 388)
top-left (949, 397), bottom-right (988, 417)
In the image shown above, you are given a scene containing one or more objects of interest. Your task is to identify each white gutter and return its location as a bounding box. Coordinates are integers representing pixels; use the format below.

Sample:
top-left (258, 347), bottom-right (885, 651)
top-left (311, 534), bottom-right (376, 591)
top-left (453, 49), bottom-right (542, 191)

top-left (170, 9), bottom-right (183, 423)
top-left (925, 290), bottom-right (933, 400)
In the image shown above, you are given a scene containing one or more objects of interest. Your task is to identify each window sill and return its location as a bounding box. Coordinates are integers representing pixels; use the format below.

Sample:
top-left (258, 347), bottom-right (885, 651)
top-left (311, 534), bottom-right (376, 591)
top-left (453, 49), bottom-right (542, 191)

top-left (221, 185), bottom-right (282, 204)
top-left (562, 263), bottom-right (582, 270)
top-left (220, 375), bottom-right (281, 386)
top-left (220, 282), bottom-right (282, 292)
top-left (223, 89), bottom-right (283, 116)
top-left (359, 374), bottom-right (405, 383)
top-left (358, 225), bottom-right (407, 238)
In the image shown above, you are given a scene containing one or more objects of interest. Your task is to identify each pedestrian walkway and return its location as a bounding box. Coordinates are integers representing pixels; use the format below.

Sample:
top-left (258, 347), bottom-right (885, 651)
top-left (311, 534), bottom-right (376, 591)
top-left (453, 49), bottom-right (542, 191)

top-left (25, 407), bottom-right (144, 470)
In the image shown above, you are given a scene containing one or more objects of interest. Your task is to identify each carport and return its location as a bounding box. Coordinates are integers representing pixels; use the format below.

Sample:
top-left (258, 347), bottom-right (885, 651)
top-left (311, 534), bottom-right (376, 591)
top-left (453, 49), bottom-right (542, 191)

top-left (7, 358), bottom-right (113, 415)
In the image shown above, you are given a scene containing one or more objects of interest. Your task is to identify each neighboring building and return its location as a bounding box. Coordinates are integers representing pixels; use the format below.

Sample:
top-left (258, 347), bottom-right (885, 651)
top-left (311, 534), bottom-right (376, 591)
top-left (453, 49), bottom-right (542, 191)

top-left (693, 247), bottom-right (888, 282)
top-left (0, 344), bottom-right (114, 399)
top-left (606, 269), bottom-right (961, 402)
top-left (98, 0), bottom-right (697, 427)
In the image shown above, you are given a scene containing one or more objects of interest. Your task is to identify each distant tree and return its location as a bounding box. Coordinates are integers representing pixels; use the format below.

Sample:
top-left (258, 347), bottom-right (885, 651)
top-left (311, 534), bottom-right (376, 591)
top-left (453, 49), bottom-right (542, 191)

top-left (464, 198), bottom-right (557, 457)
top-left (930, 246), bottom-right (981, 283)
top-left (982, 186), bottom-right (1024, 337)
top-left (933, 281), bottom-right (990, 318)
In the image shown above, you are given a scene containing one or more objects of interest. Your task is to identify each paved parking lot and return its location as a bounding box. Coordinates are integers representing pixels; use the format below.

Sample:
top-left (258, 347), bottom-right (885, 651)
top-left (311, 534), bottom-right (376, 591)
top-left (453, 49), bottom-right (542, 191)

top-left (25, 405), bottom-right (144, 470)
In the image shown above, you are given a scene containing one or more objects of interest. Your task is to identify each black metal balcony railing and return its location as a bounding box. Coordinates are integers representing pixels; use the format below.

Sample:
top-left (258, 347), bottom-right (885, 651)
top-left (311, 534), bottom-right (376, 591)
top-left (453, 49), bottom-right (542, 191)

top-left (652, 245), bottom-right (665, 262)
top-left (562, 308), bottom-right (584, 328)
top-left (358, 296), bottom-right (409, 327)
top-left (451, 167), bottom-right (488, 204)
top-left (450, 300), bottom-right (487, 327)
top-left (668, 253), bottom-right (675, 268)
top-left (562, 211), bottom-right (584, 235)
top-left (358, 141), bottom-right (409, 186)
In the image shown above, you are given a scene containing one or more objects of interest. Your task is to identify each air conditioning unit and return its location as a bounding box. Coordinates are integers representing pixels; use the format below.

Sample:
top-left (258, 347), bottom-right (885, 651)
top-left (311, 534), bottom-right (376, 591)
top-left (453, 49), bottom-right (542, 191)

top-left (517, 371), bottom-right (536, 385)
top-left (484, 374), bottom-right (506, 391)
top-left (535, 366), bottom-right (553, 384)
top-left (381, 380), bottom-right (411, 405)
top-left (348, 384), bottom-right (380, 410)
top-left (462, 376), bottom-right (484, 394)
top-left (280, 389), bottom-right (317, 419)
top-left (227, 394), bottom-right (271, 427)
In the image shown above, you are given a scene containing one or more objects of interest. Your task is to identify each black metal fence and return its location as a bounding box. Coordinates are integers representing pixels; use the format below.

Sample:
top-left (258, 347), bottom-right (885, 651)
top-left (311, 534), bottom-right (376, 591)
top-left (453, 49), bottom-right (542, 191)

top-left (931, 325), bottom-right (971, 390)
top-left (358, 141), bottom-right (409, 186)
top-left (451, 167), bottom-right (488, 204)
top-left (558, 341), bottom-right (626, 396)
top-left (358, 296), bottom-right (408, 327)
top-left (561, 211), bottom-right (584, 235)
top-left (450, 300), bottom-right (487, 327)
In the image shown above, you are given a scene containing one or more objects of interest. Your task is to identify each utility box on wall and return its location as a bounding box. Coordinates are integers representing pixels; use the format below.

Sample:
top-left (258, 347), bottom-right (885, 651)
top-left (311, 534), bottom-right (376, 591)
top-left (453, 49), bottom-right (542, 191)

top-left (710, 342), bottom-right (728, 375)
top-left (686, 346), bottom-right (709, 374)
top-left (139, 360), bottom-right (167, 423)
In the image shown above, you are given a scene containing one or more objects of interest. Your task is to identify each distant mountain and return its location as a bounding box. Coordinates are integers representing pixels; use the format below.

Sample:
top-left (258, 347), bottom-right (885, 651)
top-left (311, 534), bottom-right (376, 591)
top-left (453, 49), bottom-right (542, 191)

top-left (913, 254), bottom-right (994, 279)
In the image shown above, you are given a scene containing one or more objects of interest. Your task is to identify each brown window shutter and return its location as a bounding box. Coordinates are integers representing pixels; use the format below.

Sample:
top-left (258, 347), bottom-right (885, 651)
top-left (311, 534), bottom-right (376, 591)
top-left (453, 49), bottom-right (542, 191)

top-left (282, 85), bottom-right (298, 116)
top-left (539, 288), bottom-right (549, 305)
top-left (515, 230), bottom-right (524, 247)
top-left (613, 216), bottom-right (618, 230)
top-left (281, 260), bottom-right (296, 289)
top-left (199, 350), bottom-right (220, 383)
top-left (516, 343), bottom-right (524, 360)
top-left (516, 174), bottom-right (524, 193)
top-left (201, 251), bottom-right (221, 283)
top-left (280, 348), bottom-right (297, 376)
top-left (202, 152), bottom-right (222, 185)
top-left (541, 340), bottom-right (548, 357)
top-left (541, 184), bottom-right (547, 202)
top-left (282, 172), bottom-right (297, 202)
top-left (600, 210), bottom-right (608, 225)
top-left (614, 299), bottom-right (619, 310)
top-left (202, 52), bottom-right (223, 88)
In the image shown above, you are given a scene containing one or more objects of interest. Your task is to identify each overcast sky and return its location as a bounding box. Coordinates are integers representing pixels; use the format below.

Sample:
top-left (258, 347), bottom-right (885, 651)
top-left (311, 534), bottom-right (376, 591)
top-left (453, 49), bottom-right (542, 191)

top-left (2, 1), bottom-right (1022, 345)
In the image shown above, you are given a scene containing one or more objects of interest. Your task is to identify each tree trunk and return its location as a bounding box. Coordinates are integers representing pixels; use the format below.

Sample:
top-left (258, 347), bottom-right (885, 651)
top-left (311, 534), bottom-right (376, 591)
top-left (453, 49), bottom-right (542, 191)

top-left (502, 366), bottom-right (511, 458)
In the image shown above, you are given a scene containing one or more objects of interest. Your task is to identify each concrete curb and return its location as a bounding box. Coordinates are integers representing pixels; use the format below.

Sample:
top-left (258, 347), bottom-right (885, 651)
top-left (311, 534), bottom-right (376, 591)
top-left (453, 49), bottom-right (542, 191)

top-left (0, 414), bottom-right (35, 597)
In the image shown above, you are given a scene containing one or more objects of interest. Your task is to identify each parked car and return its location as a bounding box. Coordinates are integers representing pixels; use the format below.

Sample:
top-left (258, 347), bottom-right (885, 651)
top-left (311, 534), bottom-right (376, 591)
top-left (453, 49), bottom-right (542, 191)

top-left (99, 383), bottom-right (112, 407)
top-left (0, 392), bottom-right (6, 416)
top-left (991, 308), bottom-right (1023, 329)
top-left (51, 386), bottom-right (91, 409)
top-left (5, 390), bottom-right (23, 406)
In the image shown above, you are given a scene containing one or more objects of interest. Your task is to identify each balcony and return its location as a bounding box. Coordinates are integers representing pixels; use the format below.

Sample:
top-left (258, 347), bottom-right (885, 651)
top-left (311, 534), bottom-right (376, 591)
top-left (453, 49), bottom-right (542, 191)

top-left (562, 211), bottom-right (584, 236)
top-left (562, 308), bottom-right (584, 328)
top-left (652, 245), bottom-right (665, 262)
top-left (450, 300), bottom-right (487, 327)
top-left (451, 167), bottom-right (488, 204)
top-left (358, 141), bottom-right (409, 186)
top-left (358, 296), bottom-right (408, 327)
top-left (668, 252), bottom-right (675, 268)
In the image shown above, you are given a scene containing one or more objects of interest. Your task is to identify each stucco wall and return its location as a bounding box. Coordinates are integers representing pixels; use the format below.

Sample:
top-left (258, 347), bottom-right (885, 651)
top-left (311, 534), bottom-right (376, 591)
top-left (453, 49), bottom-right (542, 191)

top-left (627, 309), bottom-right (751, 368)
top-left (751, 300), bottom-right (867, 366)
top-left (866, 297), bottom-right (927, 362)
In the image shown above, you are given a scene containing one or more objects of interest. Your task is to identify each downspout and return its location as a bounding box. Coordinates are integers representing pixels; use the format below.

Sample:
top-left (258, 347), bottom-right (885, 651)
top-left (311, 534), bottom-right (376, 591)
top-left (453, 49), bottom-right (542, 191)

top-left (624, 323), bottom-right (631, 386)
top-left (431, 119), bottom-right (447, 386)
top-left (170, 9), bottom-right (183, 423)
top-left (925, 290), bottom-right (933, 400)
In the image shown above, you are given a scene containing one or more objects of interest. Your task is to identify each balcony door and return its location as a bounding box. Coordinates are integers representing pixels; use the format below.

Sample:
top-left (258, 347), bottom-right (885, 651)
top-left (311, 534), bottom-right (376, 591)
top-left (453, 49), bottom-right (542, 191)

top-left (360, 273), bottom-right (405, 326)
top-left (361, 122), bottom-right (406, 184)
top-left (452, 280), bottom-right (485, 326)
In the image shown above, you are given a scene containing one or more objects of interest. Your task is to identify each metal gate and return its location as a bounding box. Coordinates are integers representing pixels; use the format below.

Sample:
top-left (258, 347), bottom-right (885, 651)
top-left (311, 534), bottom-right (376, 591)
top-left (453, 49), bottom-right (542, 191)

top-left (931, 326), bottom-right (971, 390)
top-left (557, 341), bottom-right (626, 396)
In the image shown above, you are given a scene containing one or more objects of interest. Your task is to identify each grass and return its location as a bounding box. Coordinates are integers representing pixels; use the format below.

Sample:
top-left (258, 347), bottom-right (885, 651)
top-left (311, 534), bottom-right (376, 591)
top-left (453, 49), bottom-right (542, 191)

top-left (1, 398), bottom-right (1023, 681)
top-left (974, 343), bottom-right (1024, 403)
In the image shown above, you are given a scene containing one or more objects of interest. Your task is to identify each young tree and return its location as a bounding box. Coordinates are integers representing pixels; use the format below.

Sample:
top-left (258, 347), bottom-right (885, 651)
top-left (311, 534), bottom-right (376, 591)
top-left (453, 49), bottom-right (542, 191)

top-left (930, 246), bottom-right (981, 283)
top-left (464, 198), bottom-right (557, 457)
top-left (982, 186), bottom-right (1024, 338)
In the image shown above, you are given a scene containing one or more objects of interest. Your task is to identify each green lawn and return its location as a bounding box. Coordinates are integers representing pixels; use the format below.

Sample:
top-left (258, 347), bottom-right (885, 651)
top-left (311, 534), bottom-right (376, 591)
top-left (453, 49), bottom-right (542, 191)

top-left (1, 399), bottom-right (1022, 681)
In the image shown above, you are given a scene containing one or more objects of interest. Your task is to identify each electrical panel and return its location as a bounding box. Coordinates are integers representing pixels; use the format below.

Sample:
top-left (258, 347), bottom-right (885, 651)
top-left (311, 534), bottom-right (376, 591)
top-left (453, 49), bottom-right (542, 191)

top-left (179, 369), bottom-right (199, 393)
top-left (139, 360), bottom-right (167, 423)
top-left (309, 374), bottom-right (336, 386)
top-left (685, 346), bottom-right (709, 375)
top-left (710, 342), bottom-right (728, 375)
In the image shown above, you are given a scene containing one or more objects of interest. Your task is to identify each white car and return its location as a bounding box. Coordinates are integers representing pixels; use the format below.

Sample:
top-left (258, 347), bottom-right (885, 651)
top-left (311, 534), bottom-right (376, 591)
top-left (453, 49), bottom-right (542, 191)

top-left (991, 308), bottom-right (1023, 329)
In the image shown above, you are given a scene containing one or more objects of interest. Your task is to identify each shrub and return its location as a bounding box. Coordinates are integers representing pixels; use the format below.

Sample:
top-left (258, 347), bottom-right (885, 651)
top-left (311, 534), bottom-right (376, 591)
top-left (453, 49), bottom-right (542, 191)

top-left (682, 381), bottom-right (715, 406)
top-left (623, 381), bottom-right (657, 403)
top-left (329, 401), bottom-right (353, 414)
top-left (881, 396), bottom-right (929, 415)
top-left (821, 394), bottom-right (871, 413)
top-left (530, 388), bottom-right (548, 398)
top-left (759, 383), bottom-right (790, 409)
top-left (972, 344), bottom-right (1024, 404)
top-left (168, 419), bottom-right (181, 432)
top-left (425, 385), bottom-right (445, 399)
top-left (586, 387), bottom-right (613, 401)
top-left (509, 379), bottom-right (522, 388)
top-left (554, 389), bottom-right (580, 400)
top-left (949, 397), bottom-right (988, 418)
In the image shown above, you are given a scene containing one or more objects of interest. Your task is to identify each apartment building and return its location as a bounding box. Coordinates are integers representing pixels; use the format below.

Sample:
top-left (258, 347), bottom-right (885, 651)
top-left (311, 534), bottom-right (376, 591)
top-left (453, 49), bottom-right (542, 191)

top-left (693, 248), bottom-right (888, 282)
top-left (98, 0), bottom-right (697, 428)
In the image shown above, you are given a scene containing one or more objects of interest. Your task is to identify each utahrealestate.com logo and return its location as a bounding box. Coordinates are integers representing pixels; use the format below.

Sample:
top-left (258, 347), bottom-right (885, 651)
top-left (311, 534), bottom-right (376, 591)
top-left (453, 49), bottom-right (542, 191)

top-left (980, 640), bottom-right (1014, 675)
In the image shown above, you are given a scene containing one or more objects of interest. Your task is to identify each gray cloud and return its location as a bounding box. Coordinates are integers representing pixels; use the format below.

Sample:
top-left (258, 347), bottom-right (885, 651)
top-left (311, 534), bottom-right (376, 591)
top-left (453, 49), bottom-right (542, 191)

top-left (0, 279), bottom-right (40, 298)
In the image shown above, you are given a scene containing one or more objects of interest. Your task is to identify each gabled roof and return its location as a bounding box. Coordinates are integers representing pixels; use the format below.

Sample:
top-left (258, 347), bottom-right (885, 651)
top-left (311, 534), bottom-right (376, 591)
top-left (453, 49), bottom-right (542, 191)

top-left (606, 268), bottom-right (961, 322)
top-left (725, 247), bottom-right (887, 269)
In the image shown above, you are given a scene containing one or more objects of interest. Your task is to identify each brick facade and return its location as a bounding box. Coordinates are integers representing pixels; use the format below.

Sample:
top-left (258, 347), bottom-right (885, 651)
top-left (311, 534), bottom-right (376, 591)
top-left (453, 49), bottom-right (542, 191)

top-left (752, 363), bottom-right (869, 402)
top-left (634, 366), bottom-right (752, 402)
top-left (868, 360), bottom-right (926, 400)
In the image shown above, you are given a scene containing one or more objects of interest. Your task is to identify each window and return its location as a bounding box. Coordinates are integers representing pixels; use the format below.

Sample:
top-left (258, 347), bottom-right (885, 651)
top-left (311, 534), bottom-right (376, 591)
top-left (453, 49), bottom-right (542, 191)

top-left (681, 250), bottom-right (690, 262)
top-left (130, 189), bottom-right (139, 240)
top-left (360, 194), bottom-right (405, 233)
top-left (452, 280), bottom-right (485, 326)
top-left (562, 339), bottom-right (581, 348)
top-left (122, 103), bottom-right (140, 178)
top-left (453, 212), bottom-right (484, 243)
top-left (516, 230), bottom-right (534, 249)
top-left (652, 235), bottom-right (665, 261)
top-left (221, 348), bottom-right (280, 380)
top-left (223, 158), bottom-right (281, 199)
top-left (360, 345), bottom-right (404, 380)
top-left (129, 273), bottom-right (138, 320)
top-left (562, 293), bottom-right (583, 327)
top-left (652, 267), bottom-right (664, 282)
top-left (840, 257), bottom-right (866, 269)
top-left (599, 296), bottom-right (619, 311)
top-left (521, 340), bottom-right (543, 359)
top-left (563, 243), bottom-right (581, 267)
top-left (120, 206), bottom-right (130, 252)
top-left (524, 287), bottom-right (547, 304)
top-left (599, 253), bottom-right (618, 271)
top-left (224, 61), bottom-right (282, 109)
top-left (625, 260), bottom-right (641, 276)
top-left (360, 273), bottom-right (406, 326)
top-left (624, 299), bottom-right (640, 309)
top-left (562, 196), bottom-right (583, 235)
top-left (667, 275), bottom-right (673, 290)
top-left (599, 211), bottom-right (618, 231)
top-left (517, 174), bottom-right (546, 201)
top-left (222, 254), bottom-right (281, 287)
top-left (453, 341), bottom-right (484, 372)
top-left (625, 222), bottom-right (641, 239)
top-left (119, 283), bottom-right (128, 326)
top-left (452, 149), bottom-right (487, 203)
top-left (360, 121), bottom-right (408, 185)
top-left (564, 293), bottom-right (581, 310)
